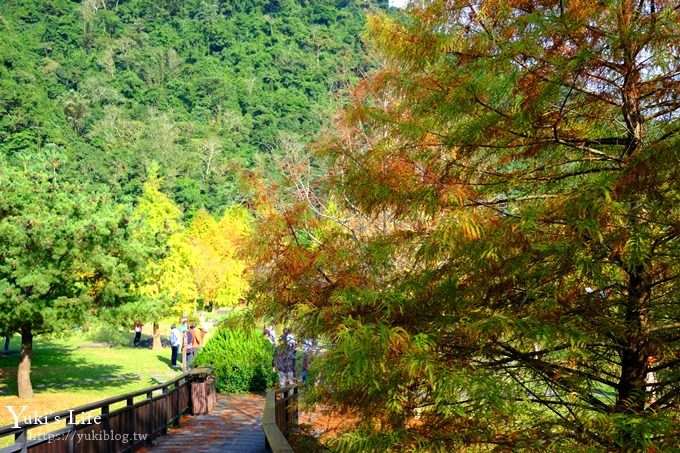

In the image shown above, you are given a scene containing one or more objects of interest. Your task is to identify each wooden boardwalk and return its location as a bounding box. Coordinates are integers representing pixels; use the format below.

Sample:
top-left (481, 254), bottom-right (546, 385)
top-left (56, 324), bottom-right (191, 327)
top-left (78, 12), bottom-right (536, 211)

top-left (140, 394), bottom-right (266, 453)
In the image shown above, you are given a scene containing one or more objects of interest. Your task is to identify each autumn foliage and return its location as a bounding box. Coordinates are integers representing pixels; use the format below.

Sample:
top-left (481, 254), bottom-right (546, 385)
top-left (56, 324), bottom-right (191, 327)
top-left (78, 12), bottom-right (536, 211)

top-left (251, 0), bottom-right (680, 451)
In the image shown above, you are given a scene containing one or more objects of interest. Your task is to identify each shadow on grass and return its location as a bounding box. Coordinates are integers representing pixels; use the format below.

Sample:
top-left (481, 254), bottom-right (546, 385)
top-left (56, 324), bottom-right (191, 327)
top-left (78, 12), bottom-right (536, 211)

top-left (156, 354), bottom-right (173, 369)
top-left (85, 325), bottom-right (135, 347)
top-left (0, 340), bottom-right (128, 396)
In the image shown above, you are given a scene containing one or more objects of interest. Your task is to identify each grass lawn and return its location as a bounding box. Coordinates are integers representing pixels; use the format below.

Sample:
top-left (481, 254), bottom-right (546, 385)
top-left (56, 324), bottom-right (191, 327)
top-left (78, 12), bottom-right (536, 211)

top-left (0, 327), bottom-right (182, 429)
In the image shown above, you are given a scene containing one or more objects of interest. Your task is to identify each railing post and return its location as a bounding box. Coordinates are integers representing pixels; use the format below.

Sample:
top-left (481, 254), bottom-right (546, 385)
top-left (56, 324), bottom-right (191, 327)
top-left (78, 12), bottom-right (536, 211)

top-left (102, 404), bottom-right (112, 453)
top-left (174, 380), bottom-right (181, 427)
top-left (162, 385), bottom-right (169, 435)
top-left (146, 391), bottom-right (154, 445)
top-left (293, 386), bottom-right (299, 425)
top-left (68, 426), bottom-right (76, 453)
top-left (127, 397), bottom-right (134, 450)
top-left (284, 392), bottom-right (290, 436)
top-left (15, 428), bottom-right (27, 453)
top-left (188, 373), bottom-right (193, 415)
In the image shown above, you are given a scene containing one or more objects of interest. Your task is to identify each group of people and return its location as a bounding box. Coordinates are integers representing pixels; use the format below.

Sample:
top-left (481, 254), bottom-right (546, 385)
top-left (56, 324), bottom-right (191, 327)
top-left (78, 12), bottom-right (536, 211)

top-left (266, 326), bottom-right (319, 388)
top-left (170, 318), bottom-right (206, 369)
top-left (134, 317), bottom-right (206, 370)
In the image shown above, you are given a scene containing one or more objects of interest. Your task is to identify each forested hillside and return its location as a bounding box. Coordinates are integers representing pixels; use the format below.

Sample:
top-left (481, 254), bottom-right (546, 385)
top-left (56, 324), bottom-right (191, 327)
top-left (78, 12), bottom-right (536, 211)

top-left (0, 0), bottom-right (388, 212)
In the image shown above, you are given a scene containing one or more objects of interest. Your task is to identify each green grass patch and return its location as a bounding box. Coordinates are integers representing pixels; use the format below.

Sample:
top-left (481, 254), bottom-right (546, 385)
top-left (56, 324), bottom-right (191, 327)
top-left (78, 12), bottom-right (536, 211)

top-left (0, 329), bottom-right (182, 428)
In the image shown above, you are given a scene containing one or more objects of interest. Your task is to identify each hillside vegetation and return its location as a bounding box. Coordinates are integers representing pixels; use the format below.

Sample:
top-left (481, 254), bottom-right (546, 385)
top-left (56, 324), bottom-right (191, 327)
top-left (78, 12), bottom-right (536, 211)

top-left (0, 0), bottom-right (388, 211)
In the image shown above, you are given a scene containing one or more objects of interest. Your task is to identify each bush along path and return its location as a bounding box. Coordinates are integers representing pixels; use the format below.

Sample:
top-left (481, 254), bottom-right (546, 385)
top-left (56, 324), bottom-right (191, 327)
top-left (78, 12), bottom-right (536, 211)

top-left (193, 323), bottom-right (276, 393)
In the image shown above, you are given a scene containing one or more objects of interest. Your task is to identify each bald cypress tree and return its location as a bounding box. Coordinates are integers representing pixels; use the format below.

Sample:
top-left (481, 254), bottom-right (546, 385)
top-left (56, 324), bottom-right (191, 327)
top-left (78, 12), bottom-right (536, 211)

top-left (252, 1), bottom-right (680, 450)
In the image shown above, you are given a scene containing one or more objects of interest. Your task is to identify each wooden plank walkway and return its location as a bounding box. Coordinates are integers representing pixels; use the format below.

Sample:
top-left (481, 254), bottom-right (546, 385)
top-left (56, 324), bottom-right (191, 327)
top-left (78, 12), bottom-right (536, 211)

top-left (140, 394), bottom-right (266, 453)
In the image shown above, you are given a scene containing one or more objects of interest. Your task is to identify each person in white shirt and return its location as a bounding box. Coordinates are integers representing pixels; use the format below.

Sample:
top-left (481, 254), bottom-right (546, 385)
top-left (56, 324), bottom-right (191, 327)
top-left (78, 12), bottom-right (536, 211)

top-left (264, 326), bottom-right (277, 346)
top-left (169, 324), bottom-right (181, 369)
top-left (646, 356), bottom-right (658, 405)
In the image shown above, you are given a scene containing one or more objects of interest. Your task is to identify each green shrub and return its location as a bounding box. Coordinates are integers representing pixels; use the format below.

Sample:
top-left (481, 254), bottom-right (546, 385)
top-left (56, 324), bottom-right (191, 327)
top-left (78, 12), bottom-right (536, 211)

top-left (194, 323), bottom-right (276, 393)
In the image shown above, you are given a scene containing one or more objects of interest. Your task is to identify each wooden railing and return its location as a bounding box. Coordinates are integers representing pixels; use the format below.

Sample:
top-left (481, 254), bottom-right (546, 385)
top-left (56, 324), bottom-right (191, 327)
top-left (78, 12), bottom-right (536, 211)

top-left (0, 367), bottom-right (215, 453)
top-left (263, 385), bottom-right (298, 453)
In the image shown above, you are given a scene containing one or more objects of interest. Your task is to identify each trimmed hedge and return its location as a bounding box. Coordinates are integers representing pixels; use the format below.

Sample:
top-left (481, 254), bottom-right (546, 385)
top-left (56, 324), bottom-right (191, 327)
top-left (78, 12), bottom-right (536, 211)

top-left (194, 324), bottom-right (276, 393)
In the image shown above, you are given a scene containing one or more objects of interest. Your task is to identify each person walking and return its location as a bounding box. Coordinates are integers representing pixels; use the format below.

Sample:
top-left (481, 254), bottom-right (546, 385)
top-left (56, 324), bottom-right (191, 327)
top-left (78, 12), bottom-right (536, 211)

top-left (282, 328), bottom-right (297, 379)
top-left (186, 323), bottom-right (201, 368)
top-left (274, 336), bottom-right (294, 389)
top-left (133, 322), bottom-right (143, 347)
top-left (184, 326), bottom-right (196, 369)
top-left (169, 324), bottom-right (181, 369)
top-left (192, 323), bottom-right (203, 351)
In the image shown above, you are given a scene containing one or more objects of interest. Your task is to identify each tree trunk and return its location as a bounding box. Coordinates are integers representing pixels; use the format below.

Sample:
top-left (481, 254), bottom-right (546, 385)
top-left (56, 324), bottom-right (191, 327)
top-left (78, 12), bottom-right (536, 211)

top-left (212, 299), bottom-right (216, 312)
top-left (615, 271), bottom-right (651, 414)
top-left (152, 322), bottom-right (161, 350)
top-left (18, 326), bottom-right (34, 399)
top-left (614, 5), bottom-right (648, 419)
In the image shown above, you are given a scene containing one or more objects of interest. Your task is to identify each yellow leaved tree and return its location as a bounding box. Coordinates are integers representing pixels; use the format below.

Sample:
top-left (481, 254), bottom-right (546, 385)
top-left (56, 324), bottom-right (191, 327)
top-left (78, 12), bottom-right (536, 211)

top-left (132, 164), bottom-right (197, 349)
top-left (187, 206), bottom-right (251, 311)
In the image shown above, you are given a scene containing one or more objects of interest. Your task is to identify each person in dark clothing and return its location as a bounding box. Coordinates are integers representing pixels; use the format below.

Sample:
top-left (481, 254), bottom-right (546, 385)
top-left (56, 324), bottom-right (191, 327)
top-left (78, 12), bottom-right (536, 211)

top-left (133, 322), bottom-right (143, 347)
top-left (185, 325), bottom-right (198, 369)
top-left (3, 335), bottom-right (9, 353)
top-left (274, 337), bottom-right (294, 388)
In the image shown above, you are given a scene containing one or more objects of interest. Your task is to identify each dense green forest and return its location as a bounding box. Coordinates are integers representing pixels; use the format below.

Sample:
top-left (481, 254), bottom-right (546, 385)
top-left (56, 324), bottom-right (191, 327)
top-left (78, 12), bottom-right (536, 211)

top-left (0, 0), bottom-right (388, 212)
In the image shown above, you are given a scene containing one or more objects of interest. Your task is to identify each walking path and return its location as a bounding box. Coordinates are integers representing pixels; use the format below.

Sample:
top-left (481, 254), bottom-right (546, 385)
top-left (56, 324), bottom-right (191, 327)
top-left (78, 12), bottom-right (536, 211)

top-left (140, 394), bottom-right (266, 453)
